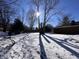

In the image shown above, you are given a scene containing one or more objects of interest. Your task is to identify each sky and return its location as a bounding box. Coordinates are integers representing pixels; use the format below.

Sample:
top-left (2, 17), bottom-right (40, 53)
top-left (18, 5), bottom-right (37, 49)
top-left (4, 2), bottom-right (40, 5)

top-left (50, 0), bottom-right (79, 26)
top-left (3, 0), bottom-right (79, 27)
top-left (59, 0), bottom-right (79, 20)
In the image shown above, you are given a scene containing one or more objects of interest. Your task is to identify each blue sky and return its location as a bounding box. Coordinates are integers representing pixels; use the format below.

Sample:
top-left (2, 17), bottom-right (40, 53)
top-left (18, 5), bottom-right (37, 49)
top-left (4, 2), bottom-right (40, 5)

top-left (50, 0), bottom-right (79, 26)
top-left (12, 0), bottom-right (79, 27)
top-left (59, 0), bottom-right (79, 20)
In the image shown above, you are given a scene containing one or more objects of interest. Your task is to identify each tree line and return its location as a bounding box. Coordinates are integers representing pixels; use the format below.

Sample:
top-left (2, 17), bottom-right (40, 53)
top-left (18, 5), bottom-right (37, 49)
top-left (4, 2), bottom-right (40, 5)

top-left (58, 15), bottom-right (79, 27)
top-left (0, 0), bottom-right (78, 35)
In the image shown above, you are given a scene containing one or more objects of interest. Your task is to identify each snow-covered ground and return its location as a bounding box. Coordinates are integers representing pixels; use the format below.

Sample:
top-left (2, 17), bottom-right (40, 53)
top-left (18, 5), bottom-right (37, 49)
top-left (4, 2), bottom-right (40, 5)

top-left (0, 33), bottom-right (79, 59)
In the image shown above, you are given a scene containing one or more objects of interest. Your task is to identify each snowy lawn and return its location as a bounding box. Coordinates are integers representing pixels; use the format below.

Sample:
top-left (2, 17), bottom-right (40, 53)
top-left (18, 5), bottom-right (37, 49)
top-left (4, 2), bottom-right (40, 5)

top-left (0, 33), bottom-right (79, 59)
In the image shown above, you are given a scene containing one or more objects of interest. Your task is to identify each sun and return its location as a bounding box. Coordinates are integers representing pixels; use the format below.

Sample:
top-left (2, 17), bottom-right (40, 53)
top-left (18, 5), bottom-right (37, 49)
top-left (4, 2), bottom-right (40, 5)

top-left (35, 12), bottom-right (40, 17)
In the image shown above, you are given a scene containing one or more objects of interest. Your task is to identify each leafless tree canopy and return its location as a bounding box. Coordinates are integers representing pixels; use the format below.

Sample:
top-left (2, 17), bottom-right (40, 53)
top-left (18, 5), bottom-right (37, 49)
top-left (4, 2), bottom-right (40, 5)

top-left (0, 0), bottom-right (18, 6)
top-left (32, 0), bottom-right (59, 28)
top-left (0, 0), bottom-right (18, 31)
top-left (27, 8), bottom-right (36, 30)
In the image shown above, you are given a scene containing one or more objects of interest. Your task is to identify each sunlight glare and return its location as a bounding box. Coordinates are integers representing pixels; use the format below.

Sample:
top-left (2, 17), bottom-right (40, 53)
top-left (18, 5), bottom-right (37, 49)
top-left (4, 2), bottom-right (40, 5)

top-left (36, 12), bottom-right (40, 17)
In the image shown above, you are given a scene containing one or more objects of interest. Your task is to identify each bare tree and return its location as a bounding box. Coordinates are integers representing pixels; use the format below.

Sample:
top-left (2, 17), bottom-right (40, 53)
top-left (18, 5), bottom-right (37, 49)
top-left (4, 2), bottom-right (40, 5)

top-left (43, 0), bottom-right (59, 31)
top-left (58, 15), bottom-right (71, 27)
top-left (0, 0), bottom-right (18, 32)
top-left (32, 0), bottom-right (59, 31)
top-left (27, 8), bottom-right (36, 30)
top-left (32, 0), bottom-right (42, 29)
top-left (14, 0), bottom-right (26, 24)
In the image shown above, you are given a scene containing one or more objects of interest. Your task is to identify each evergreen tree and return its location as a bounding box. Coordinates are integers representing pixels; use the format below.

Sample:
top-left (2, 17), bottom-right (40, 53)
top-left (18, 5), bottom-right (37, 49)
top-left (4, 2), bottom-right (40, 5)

top-left (11, 18), bottom-right (24, 34)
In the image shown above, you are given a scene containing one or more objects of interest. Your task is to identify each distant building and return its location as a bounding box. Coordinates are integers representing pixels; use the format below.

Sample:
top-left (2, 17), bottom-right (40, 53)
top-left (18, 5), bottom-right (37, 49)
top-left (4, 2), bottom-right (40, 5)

top-left (71, 20), bottom-right (79, 25)
top-left (54, 21), bottom-right (79, 34)
top-left (75, 22), bottom-right (79, 25)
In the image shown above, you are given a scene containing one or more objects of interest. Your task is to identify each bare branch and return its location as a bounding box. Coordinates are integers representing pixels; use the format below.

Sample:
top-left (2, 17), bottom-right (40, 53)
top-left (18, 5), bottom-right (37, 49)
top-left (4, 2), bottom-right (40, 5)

top-left (46, 0), bottom-right (59, 14)
top-left (43, 0), bottom-right (59, 28)
top-left (46, 10), bottom-right (61, 23)
top-left (0, 0), bottom-right (18, 6)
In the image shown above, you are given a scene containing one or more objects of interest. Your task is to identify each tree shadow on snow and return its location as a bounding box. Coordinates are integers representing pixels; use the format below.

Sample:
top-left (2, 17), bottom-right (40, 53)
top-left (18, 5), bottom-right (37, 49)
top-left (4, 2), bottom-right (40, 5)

top-left (0, 41), bottom-right (15, 58)
top-left (43, 34), bottom-right (79, 58)
top-left (42, 34), bottom-right (50, 43)
top-left (39, 34), bottom-right (48, 59)
top-left (57, 38), bottom-right (79, 49)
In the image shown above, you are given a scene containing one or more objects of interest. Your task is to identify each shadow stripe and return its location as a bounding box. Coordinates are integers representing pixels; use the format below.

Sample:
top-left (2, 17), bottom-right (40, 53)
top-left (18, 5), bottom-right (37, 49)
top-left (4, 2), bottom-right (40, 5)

top-left (44, 34), bottom-right (79, 58)
top-left (39, 34), bottom-right (48, 59)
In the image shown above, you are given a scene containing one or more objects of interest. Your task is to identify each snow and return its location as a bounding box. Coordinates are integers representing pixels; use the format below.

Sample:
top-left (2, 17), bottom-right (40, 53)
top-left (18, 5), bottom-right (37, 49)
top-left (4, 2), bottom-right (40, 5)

top-left (0, 33), bottom-right (79, 59)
